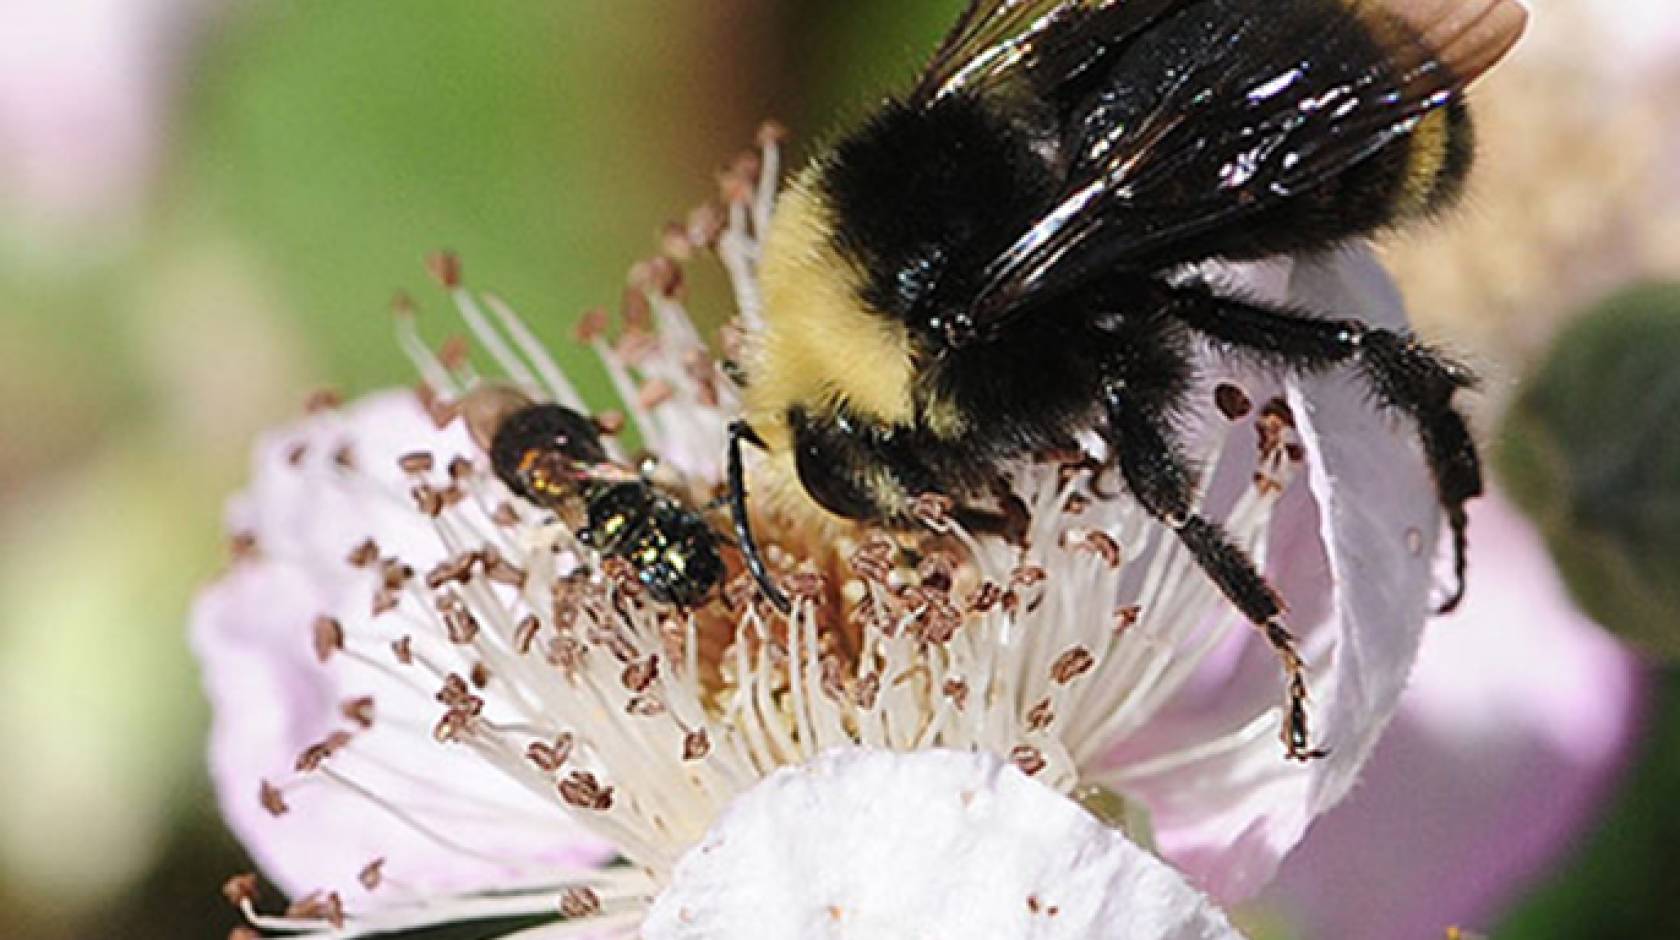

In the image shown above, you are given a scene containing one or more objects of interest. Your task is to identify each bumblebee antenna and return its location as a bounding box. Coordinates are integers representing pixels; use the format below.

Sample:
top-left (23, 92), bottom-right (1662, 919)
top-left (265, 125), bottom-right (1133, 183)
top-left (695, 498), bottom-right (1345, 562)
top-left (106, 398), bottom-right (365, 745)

top-left (727, 421), bottom-right (792, 614)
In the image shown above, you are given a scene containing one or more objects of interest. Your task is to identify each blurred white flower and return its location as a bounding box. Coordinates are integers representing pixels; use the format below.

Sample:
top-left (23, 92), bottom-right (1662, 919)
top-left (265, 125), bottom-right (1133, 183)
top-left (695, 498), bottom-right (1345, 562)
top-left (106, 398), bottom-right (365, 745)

top-left (1262, 491), bottom-right (1645, 938)
top-left (195, 134), bottom-right (1444, 936)
top-left (0, 0), bottom-right (211, 250)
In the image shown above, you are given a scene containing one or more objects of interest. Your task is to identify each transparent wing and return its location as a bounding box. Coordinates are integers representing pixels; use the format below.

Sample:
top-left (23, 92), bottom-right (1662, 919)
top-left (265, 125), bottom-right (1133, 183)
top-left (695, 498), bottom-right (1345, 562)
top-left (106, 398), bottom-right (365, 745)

top-left (961, 0), bottom-right (1527, 331)
top-left (911, 0), bottom-right (1180, 105)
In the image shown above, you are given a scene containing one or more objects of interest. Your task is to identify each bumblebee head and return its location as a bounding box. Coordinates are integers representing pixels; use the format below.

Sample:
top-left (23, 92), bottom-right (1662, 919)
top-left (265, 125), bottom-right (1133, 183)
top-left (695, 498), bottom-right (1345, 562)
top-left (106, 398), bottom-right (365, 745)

top-left (785, 405), bottom-right (929, 524)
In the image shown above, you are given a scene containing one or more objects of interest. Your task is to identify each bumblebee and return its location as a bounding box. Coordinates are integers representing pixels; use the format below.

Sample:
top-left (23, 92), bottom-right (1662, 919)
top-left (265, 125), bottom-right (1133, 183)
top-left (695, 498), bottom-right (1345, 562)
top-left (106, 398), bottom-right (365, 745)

top-left (464, 386), bottom-right (725, 609)
top-left (727, 0), bottom-right (1528, 759)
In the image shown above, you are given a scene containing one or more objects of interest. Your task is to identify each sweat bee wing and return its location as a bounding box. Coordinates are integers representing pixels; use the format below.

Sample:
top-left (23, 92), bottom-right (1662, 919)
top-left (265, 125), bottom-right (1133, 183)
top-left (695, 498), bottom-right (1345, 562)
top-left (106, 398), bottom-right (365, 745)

top-left (925, 0), bottom-right (1526, 338)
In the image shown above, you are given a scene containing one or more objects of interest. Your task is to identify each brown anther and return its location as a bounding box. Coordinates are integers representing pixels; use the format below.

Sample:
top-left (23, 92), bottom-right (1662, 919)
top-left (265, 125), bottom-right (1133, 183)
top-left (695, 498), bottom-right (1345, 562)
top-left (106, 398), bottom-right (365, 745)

top-left (621, 655), bottom-right (659, 693)
top-left (1260, 397), bottom-right (1296, 428)
top-left (1061, 528), bottom-right (1122, 567)
top-left (575, 306), bottom-right (610, 344)
top-left (1214, 383), bottom-right (1253, 421)
top-left (786, 570), bottom-right (828, 603)
top-left (372, 587), bottom-right (401, 617)
top-left (1285, 442), bottom-right (1307, 463)
top-left (1026, 697), bottom-right (1055, 732)
top-left (1010, 745), bottom-right (1047, 777)
top-left (358, 858), bottom-right (385, 891)
top-left (638, 378), bottom-right (675, 410)
top-left (687, 203), bottom-right (725, 248)
top-left (391, 635), bottom-right (414, 664)
top-left (398, 452), bottom-right (435, 475)
top-left (286, 441), bottom-right (309, 466)
top-left (447, 456), bottom-right (474, 482)
top-left (492, 502), bottom-right (522, 527)
top-left (513, 615), bottom-right (542, 654)
top-left (440, 597), bottom-right (481, 645)
top-left (682, 728), bottom-right (712, 761)
top-left (288, 891), bottom-right (345, 929)
top-left (304, 388), bottom-right (343, 414)
top-left (482, 548), bottom-right (528, 588)
top-left (683, 349), bottom-right (721, 407)
top-left (1028, 895), bottom-right (1042, 915)
top-left (560, 886), bottom-right (602, 919)
top-left (312, 616), bottom-right (344, 664)
top-left (437, 335), bottom-right (470, 373)
top-left (346, 538), bottom-right (380, 568)
top-left (917, 593), bottom-right (964, 645)
top-left (559, 771), bottom-right (615, 811)
top-left (425, 251), bottom-right (463, 289)
top-left (851, 672), bottom-right (882, 711)
top-left (917, 551), bottom-right (958, 592)
top-left (259, 780), bottom-right (289, 816)
top-left (660, 220), bottom-right (694, 261)
top-left (527, 733), bottom-right (576, 772)
top-left (548, 635), bottom-right (588, 676)
top-left (426, 553), bottom-right (477, 590)
top-left (625, 695), bottom-right (666, 717)
top-left (616, 328), bottom-right (658, 367)
top-left (849, 536), bottom-right (897, 584)
top-left (650, 256), bottom-right (687, 300)
top-left (910, 492), bottom-right (955, 530)
top-left (333, 442), bottom-right (358, 470)
top-left (380, 559), bottom-right (413, 590)
top-left (1010, 565), bottom-right (1048, 589)
top-left (470, 661), bottom-right (492, 689)
top-left (1113, 604), bottom-right (1142, 635)
top-left (341, 695), bottom-right (376, 729)
top-left (411, 485), bottom-right (446, 518)
top-left (593, 410), bottom-right (626, 436)
top-left (943, 678), bottom-right (970, 711)
top-left (1050, 647), bottom-right (1096, 685)
top-left (756, 119), bottom-right (789, 148)
top-left (717, 166), bottom-right (755, 205)
top-left (1063, 493), bottom-right (1092, 515)
top-left (229, 532), bottom-right (260, 563)
top-left (620, 283), bottom-right (654, 331)
top-left (222, 873), bottom-right (260, 908)
top-left (966, 581), bottom-right (1004, 613)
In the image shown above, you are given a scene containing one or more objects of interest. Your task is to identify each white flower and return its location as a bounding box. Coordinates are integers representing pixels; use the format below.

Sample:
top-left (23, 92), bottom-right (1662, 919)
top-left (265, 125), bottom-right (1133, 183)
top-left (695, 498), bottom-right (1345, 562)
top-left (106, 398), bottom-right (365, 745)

top-left (195, 131), bottom-right (1441, 936)
top-left (645, 748), bottom-right (1239, 940)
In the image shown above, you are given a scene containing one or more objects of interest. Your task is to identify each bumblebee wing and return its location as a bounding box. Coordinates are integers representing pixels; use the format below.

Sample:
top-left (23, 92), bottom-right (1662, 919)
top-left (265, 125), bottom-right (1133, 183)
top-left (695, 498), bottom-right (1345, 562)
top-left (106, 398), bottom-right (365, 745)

top-left (911, 0), bottom-right (1181, 105)
top-left (962, 0), bottom-right (1527, 334)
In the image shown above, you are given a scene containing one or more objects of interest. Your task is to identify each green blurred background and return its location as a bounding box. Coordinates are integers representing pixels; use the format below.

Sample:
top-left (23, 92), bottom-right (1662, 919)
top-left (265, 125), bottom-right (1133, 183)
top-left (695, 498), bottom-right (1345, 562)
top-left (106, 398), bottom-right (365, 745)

top-left (0, 1), bottom-right (1676, 937)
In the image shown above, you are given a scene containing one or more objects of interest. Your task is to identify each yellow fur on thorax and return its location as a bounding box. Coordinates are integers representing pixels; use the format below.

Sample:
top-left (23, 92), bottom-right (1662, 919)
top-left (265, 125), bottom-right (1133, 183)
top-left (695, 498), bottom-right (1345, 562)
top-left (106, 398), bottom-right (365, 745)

top-left (741, 172), bottom-right (919, 534)
top-left (746, 174), bottom-right (916, 439)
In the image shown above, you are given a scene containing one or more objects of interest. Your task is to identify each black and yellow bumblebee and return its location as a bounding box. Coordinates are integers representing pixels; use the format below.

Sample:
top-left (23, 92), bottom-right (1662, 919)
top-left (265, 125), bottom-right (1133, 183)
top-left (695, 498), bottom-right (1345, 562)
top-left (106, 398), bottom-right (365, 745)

top-left (726, 0), bottom-right (1528, 759)
top-left (464, 386), bottom-right (726, 609)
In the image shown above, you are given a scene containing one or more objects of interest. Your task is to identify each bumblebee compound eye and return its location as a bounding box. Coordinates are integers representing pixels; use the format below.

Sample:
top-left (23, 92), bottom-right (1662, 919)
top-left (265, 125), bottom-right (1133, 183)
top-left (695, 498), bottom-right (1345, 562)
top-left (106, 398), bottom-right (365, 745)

top-left (791, 412), bottom-right (883, 522)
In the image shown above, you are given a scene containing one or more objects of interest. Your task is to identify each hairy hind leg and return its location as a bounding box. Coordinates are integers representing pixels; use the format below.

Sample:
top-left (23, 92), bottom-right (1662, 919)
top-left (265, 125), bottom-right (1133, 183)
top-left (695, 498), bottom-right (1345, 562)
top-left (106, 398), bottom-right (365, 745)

top-left (1163, 282), bottom-right (1484, 613)
top-left (1101, 370), bottom-right (1326, 762)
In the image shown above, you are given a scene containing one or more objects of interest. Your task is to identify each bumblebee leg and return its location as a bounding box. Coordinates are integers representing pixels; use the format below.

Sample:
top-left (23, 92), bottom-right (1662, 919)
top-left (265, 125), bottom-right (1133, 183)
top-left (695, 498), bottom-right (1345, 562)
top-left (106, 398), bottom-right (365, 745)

top-left (726, 421), bottom-right (792, 614)
top-left (1164, 284), bottom-right (1484, 614)
top-left (1102, 378), bottom-right (1326, 762)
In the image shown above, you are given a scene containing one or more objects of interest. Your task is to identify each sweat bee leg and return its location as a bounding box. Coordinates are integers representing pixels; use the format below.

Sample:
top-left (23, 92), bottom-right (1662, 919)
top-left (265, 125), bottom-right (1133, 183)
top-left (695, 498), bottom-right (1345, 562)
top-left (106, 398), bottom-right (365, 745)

top-left (1161, 282), bottom-right (1483, 614)
top-left (727, 420), bottom-right (793, 615)
top-left (1102, 378), bottom-right (1326, 762)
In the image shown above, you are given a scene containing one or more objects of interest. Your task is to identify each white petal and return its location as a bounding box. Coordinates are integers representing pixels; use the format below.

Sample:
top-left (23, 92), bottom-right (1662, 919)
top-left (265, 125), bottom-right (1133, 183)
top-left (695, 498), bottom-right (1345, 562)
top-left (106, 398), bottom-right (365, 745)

top-left (193, 391), bottom-right (613, 903)
top-left (646, 748), bottom-right (1244, 940)
top-left (1106, 246), bottom-right (1439, 900)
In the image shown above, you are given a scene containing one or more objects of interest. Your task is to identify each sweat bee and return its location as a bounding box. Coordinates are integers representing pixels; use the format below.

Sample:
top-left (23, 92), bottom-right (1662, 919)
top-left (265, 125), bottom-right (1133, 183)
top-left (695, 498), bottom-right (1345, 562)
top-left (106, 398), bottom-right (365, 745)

top-left (726, 0), bottom-right (1528, 760)
top-left (464, 386), bottom-right (726, 609)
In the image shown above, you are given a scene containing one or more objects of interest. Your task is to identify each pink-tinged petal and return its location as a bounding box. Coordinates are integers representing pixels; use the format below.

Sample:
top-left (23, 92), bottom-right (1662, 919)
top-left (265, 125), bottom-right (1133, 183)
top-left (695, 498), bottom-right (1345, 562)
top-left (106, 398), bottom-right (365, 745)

top-left (1104, 247), bottom-right (1440, 901)
top-left (1263, 491), bottom-right (1645, 938)
top-left (192, 391), bottom-right (613, 905)
top-left (647, 748), bottom-right (1243, 940)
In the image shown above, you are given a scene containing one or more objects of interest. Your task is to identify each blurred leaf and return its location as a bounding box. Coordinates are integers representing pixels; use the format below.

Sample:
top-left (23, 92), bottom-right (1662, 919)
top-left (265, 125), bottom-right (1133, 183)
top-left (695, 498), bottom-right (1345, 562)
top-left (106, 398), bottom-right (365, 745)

top-left (0, 437), bottom-right (223, 914)
top-left (1496, 669), bottom-right (1680, 939)
top-left (1498, 282), bottom-right (1680, 659)
top-left (177, 1), bottom-right (763, 396)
